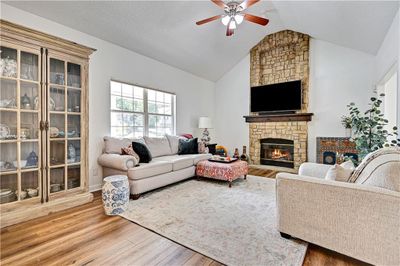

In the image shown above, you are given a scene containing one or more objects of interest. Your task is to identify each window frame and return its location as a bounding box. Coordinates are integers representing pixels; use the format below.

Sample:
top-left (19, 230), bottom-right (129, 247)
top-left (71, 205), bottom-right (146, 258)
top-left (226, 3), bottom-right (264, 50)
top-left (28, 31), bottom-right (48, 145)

top-left (110, 80), bottom-right (176, 138)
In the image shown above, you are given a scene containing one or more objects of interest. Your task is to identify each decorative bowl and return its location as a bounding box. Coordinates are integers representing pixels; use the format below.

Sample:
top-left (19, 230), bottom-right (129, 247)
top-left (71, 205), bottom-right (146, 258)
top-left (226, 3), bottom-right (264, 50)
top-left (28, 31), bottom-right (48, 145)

top-left (18, 190), bottom-right (27, 200)
top-left (50, 184), bottom-right (61, 192)
top-left (0, 188), bottom-right (12, 196)
top-left (50, 127), bottom-right (59, 138)
top-left (13, 160), bottom-right (27, 168)
top-left (27, 188), bottom-right (38, 197)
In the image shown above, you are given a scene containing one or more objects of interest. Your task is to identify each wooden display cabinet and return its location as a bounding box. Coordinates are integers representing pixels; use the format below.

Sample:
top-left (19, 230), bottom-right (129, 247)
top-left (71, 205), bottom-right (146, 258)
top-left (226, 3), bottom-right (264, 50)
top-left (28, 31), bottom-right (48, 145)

top-left (0, 20), bottom-right (95, 227)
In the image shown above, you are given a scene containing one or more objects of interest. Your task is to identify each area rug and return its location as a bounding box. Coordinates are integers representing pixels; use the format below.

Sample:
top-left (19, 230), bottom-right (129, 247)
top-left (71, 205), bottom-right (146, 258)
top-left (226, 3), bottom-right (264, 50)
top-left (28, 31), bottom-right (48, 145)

top-left (120, 176), bottom-right (307, 266)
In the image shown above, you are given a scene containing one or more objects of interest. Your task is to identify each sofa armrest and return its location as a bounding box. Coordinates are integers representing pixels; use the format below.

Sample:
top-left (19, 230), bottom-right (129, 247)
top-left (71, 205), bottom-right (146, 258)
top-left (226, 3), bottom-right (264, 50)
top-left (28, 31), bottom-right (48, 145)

top-left (298, 162), bottom-right (332, 178)
top-left (97, 154), bottom-right (138, 171)
top-left (276, 172), bottom-right (400, 265)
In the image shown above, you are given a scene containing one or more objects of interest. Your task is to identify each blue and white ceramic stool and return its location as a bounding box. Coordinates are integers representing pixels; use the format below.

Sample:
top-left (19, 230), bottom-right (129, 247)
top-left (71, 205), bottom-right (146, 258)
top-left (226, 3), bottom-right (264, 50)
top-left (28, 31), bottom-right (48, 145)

top-left (102, 175), bottom-right (130, 215)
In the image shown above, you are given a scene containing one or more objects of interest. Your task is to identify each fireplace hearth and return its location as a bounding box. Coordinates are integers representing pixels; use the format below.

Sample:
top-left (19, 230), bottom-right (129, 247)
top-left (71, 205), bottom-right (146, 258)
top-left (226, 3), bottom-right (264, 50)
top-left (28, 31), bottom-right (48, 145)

top-left (260, 138), bottom-right (294, 168)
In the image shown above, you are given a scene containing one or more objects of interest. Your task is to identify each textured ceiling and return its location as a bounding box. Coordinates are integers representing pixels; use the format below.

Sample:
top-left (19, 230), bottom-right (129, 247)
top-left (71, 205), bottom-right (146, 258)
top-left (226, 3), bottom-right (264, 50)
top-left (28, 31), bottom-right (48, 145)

top-left (4, 1), bottom-right (398, 81)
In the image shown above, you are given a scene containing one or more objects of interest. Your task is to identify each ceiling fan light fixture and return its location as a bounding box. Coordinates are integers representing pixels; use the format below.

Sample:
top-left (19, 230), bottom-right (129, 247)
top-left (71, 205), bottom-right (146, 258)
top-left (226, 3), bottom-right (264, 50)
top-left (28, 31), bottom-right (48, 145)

top-left (228, 19), bottom-right (237, 29)
top-left (234, 14), bottom-right (244, 24)
top-left (221, 15), bottom-right (231, 26)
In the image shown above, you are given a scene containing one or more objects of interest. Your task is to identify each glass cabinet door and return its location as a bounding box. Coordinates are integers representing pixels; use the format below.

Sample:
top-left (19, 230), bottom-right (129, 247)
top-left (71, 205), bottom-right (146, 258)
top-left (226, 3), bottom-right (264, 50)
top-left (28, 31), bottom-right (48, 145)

top-left (0, 45), bottom-right (41, 204)
top-left (48, 56), bottom-right (83, 194)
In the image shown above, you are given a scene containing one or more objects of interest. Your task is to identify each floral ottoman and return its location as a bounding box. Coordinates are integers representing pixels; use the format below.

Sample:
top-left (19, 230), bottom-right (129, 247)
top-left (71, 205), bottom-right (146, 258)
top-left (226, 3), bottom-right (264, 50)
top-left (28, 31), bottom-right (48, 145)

top-left (196, 160), bottom-right (248, 187)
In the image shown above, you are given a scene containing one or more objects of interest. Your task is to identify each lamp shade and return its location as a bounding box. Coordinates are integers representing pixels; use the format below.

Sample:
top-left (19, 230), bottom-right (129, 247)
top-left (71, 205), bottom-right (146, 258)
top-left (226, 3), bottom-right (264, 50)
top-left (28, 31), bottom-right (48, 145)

top-left (198, 116), bottom-right (213, 129)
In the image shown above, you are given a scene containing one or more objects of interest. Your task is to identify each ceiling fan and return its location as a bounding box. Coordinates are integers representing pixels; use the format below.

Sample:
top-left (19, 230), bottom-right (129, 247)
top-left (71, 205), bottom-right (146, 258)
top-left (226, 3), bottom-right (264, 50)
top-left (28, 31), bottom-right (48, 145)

top-left (196, 0), bottom-right (269, 37)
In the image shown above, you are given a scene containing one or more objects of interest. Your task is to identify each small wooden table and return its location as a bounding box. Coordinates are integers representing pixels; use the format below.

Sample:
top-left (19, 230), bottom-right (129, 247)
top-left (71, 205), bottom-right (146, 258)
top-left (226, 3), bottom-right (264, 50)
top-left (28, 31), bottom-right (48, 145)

top-left (195, 160), bottom-right (248, 187)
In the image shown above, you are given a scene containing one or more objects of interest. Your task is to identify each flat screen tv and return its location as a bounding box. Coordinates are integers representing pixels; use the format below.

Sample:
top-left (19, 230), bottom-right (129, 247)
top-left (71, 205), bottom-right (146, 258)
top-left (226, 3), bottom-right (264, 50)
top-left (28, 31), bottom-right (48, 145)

top-left (250, 80), bottom-right (302, 113)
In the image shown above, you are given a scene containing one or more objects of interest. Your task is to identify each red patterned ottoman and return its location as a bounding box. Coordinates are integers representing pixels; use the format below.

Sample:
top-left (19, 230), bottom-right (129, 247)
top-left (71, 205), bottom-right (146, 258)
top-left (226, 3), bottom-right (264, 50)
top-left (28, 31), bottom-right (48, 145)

top-left (196, 160), bottom-right (248, 187)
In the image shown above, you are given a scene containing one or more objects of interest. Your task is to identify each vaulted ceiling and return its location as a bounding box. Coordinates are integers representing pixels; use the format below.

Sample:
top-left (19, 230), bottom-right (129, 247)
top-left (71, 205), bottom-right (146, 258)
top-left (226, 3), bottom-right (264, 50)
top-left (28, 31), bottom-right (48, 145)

top-left (4, 1), bottom-right (398, 81)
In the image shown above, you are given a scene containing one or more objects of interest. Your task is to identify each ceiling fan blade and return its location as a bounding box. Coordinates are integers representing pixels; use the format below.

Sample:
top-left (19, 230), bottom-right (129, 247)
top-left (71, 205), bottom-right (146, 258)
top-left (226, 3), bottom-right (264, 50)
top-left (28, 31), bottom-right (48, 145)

top-left (239, 0), bottom-right (260, 10)
top-left (196, 14), bottom-right (222, 25)
top-left (211, 0), bottom-right (227, 9)
top-left (243, 13), bottom-right (269, 26)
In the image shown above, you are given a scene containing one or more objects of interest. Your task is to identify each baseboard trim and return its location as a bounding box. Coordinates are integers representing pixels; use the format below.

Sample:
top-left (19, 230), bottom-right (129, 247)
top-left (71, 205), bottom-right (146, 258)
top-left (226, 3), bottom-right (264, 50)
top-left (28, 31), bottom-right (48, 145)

top-left (89, 184), bottom-right (102, 192)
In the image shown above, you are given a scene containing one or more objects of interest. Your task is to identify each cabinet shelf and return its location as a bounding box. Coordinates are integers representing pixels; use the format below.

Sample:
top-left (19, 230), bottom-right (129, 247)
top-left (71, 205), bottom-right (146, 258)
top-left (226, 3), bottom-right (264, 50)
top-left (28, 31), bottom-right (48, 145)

top-left (19, 78), bottom-right (39, 84)
top-left (0, 108), bottom-right (18, 113)
top-left (0, 139), bottom-right (18, 144)
top-left (21, 139), bottom-right (39, 143)
top-left (20, 109), bottom-right (39, 114)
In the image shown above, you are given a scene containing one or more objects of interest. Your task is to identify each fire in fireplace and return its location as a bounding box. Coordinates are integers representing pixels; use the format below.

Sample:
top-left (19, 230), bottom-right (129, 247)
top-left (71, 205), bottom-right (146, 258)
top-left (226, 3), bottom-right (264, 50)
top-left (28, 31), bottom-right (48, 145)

top-left (260, 138), bottom-right (294, 168)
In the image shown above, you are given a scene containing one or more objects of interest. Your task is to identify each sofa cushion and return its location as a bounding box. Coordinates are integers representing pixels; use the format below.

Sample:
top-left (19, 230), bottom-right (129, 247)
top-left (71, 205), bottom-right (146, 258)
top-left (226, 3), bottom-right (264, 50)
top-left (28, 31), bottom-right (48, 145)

top-left (143, 136), bottom-right (172, 157)
top-left (128, 161), bottom-right (172, 180)
top-left (154, 155), bottom-right (194, 171)
top-left (104, 136), bottom-right (144, 154)
top-left (188, 153), bottom-right (212, 164)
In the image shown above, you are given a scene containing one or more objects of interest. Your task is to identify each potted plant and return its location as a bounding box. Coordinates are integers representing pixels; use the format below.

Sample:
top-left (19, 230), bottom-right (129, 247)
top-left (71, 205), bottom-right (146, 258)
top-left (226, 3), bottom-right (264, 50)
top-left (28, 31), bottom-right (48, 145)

top-left (346, 92), bottom-right (399, 160)
top-left (341, 115), bottom-right (352, 138)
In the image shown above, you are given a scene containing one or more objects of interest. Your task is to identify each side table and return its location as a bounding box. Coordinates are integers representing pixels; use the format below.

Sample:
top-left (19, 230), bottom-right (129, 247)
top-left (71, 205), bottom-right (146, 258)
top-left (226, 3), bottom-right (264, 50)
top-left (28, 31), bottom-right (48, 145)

top-left (102, 175), bottom-right (130, 215)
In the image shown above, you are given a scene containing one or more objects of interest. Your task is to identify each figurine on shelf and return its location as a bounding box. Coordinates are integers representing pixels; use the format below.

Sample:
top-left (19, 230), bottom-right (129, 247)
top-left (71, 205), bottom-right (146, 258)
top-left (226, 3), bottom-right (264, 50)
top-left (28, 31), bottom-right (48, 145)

top-left (26, 151), bottom-right (38, 167)
top-left (68, 144), bottom-right (76, 163)
top-left (233, 148), bottom-right (240, 159)
top-left (21, 93), bottom-right (31, 109)
top-left (240, 146), bottom-right (249, 162)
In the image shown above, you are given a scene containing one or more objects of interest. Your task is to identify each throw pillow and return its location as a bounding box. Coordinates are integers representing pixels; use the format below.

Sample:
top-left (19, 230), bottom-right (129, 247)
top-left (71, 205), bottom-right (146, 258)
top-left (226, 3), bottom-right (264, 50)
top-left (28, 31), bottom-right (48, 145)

top-left (325, 164), bottom-right (354, 182)
top-left (131, 142), bottom-right (152, 163)
top-left (166, 135), bottom-right (181, 154)
top-left (143, 136), bottom-right (171, 157)
top-left (340, 160), bottom-right (355, 170)
top-left (121, 144), bottom-right (140, 164)
top-left (180, 133), bottom-right (193, 139)
top-left (178, 138), bottom-right (198, 155)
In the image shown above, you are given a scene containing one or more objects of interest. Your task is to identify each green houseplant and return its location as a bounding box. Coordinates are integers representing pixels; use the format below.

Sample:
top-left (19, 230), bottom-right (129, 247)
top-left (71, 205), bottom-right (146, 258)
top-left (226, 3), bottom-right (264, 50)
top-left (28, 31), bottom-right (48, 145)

top-left (347, 92), bottom-right (399, 160)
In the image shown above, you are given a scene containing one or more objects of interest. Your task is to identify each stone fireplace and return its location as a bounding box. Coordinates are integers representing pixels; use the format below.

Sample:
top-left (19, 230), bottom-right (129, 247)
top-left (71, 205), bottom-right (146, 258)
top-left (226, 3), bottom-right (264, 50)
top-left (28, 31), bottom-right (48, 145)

top-left (246, 30), bottom-right (311, 170)
top-left (249, 121), bottom-right (308, 169)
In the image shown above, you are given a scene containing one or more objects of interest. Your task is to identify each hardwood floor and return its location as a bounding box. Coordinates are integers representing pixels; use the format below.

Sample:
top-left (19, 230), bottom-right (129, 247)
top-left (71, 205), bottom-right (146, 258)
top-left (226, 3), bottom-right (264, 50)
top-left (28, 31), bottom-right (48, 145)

top-left (1, 173), bottom-right (369, 266)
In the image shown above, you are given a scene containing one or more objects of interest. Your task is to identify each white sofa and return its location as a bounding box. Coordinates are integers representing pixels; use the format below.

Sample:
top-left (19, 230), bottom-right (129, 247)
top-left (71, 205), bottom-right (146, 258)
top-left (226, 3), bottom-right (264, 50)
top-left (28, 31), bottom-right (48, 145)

top-left (98, 136), bottom-right (211, 199)
top-left (276, 147), bottom-right (400, 265)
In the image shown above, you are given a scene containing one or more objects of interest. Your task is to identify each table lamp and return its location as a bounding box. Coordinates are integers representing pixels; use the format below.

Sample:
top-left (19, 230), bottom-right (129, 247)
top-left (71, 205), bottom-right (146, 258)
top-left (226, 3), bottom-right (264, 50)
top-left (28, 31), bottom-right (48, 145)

top-left (198, 116), bottom-right (213, 145)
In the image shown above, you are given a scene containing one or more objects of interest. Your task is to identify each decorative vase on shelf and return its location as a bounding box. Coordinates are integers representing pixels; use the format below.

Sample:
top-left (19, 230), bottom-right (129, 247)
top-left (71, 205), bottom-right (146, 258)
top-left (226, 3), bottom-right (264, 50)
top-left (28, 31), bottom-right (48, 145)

top-left (233, 148), bottom-right (240, 159)
top-left (240, 146), bottom-right (249, 162)
top-left (68, 144), bottom-right (76, 163)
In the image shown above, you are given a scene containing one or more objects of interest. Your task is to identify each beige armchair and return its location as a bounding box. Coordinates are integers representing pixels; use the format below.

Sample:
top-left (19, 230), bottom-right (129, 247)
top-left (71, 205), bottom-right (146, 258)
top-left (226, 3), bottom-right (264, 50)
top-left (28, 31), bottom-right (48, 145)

top-left (276, 148), bottom-right (400, 265)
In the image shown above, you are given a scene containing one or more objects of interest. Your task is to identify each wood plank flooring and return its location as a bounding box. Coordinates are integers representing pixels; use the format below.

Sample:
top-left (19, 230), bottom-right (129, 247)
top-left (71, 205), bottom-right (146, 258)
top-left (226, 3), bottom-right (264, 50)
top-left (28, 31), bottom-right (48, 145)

top-left (1, 170), bottom-right (369, 266)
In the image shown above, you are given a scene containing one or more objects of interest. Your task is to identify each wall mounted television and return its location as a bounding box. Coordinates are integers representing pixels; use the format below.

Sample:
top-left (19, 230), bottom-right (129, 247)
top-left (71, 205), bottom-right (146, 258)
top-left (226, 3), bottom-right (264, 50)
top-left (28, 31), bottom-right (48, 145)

top-left (250, 80), bottom-right (302, 113)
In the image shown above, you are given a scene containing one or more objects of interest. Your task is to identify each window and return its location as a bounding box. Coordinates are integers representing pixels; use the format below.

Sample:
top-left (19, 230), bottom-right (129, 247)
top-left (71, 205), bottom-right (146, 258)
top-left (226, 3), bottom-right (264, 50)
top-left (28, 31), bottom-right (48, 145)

top-left (377, 66), bottom-right (398, 137)
top-left (110, 80), bottom-right (175, 138)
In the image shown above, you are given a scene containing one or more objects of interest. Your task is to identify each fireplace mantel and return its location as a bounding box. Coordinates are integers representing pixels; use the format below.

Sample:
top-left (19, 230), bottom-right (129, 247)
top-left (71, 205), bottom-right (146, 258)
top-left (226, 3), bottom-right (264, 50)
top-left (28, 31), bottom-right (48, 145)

top-left (244, 113), bottom-right (313, 123)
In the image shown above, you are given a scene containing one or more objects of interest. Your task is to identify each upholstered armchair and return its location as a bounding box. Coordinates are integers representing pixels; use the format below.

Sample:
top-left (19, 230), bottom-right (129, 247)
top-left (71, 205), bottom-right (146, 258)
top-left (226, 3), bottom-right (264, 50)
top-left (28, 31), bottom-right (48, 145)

top-left (276, 147), bottom-right (400, 265)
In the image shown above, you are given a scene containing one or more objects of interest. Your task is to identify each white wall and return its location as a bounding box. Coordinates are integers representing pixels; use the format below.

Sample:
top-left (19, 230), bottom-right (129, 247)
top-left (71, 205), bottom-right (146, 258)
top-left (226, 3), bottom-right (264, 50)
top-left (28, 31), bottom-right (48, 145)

top-left (1, 4), bottom-right (215, 191)
top-left (375, 10), bottom-right (399, 84)
top-left (375, 9), bottom-right (400, 127)
top-left (308, 39), bottom-right (375, 162)
top-left (214, 55), bottom-right (250, 154)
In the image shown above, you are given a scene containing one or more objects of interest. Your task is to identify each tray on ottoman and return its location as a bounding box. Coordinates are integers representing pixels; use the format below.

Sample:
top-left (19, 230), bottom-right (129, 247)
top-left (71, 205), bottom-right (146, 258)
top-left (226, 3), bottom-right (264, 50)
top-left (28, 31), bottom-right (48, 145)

top-left (196, 160), bottom-right (248, 187)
